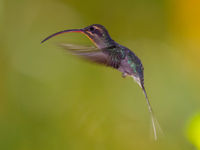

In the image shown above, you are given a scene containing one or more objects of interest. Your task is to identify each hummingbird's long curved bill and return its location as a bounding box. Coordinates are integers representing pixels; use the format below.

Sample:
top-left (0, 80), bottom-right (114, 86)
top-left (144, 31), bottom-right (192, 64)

top-left (41, 29), bottom-right (84, 44)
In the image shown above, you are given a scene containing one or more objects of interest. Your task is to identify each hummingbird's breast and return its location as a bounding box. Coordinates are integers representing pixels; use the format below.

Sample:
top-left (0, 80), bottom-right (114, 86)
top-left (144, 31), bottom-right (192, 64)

top-left (118, 47), bottom-right (144, 80)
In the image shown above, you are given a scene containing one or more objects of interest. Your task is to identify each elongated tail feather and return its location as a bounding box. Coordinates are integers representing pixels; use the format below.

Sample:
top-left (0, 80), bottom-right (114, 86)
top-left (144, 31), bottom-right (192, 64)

top-left (132, 76), bottom-right (161, 140)
top-left (140, 84), bottom-right (158, 140)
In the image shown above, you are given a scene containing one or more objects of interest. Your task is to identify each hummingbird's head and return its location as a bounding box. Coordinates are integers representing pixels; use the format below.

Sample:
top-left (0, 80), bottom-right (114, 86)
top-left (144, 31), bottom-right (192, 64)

top-left (82, 24), bottom-right (115, 48)
top-left (41, 24), bottom-right (115, 49)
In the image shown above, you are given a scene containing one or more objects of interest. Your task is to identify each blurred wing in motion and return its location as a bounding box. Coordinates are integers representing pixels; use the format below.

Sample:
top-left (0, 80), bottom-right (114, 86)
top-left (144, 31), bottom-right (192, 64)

top-left (60, 43), bottom-right (118, 68)
top-left (60, 43), bottom-right (98, 51)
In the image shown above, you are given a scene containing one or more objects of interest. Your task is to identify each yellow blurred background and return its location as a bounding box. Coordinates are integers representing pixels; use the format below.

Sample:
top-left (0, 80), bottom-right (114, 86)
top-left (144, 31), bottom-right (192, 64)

top-left (0, 0), bottom-right (200, 149)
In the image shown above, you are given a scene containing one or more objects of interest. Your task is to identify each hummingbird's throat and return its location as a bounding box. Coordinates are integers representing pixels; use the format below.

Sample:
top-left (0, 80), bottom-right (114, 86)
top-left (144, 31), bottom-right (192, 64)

top-left (82, 31), bottom-right (98, 47)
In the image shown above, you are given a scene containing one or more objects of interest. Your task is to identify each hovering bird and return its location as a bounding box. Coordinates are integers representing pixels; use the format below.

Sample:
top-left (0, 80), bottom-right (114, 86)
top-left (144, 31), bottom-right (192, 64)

top-left (41, 24), bottom-right (160, 140)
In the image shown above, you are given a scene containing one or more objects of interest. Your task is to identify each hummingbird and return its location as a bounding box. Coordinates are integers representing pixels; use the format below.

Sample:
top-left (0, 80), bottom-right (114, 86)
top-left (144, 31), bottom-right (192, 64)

top-left (41, 24), bottom-right (160, 140)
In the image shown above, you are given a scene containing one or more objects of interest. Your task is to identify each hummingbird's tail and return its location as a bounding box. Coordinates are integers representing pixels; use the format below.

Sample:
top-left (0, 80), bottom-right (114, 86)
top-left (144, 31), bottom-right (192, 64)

top-left (132, 76), bottom-right (162, 141)
top-left (140, 83), bottom-right (158, 140)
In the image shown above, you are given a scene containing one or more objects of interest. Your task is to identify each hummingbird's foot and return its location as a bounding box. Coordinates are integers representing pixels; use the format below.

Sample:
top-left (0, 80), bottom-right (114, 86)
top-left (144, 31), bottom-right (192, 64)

top-left (122, 73), bottom-right (127, 78)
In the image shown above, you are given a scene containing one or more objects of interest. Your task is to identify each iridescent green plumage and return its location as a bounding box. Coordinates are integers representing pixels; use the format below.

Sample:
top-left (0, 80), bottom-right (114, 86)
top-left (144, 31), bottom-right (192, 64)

top-left (41, 24), bottom-right (160, 140)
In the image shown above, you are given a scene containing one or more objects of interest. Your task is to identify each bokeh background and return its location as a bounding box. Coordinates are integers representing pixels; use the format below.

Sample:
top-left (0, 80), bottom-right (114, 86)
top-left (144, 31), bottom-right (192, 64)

top-left (0, 0), bottom-right (200, 149)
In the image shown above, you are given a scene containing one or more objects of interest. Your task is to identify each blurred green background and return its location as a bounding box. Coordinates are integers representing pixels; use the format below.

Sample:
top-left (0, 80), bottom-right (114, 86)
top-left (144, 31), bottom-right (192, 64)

top-left (0, 0), bottom-right (200, 149)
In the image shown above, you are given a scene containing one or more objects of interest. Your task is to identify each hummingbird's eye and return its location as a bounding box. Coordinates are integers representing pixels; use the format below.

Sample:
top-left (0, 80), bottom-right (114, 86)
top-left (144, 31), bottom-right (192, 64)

top-left (89, 27), bottom-right (95, 32)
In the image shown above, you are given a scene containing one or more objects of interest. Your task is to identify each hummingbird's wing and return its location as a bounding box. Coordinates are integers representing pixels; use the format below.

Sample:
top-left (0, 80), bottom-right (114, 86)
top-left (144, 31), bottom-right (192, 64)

top-left (60, 43), bottom-right (119, 68)
top-left (60, 44), bottom-right (98, 51)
